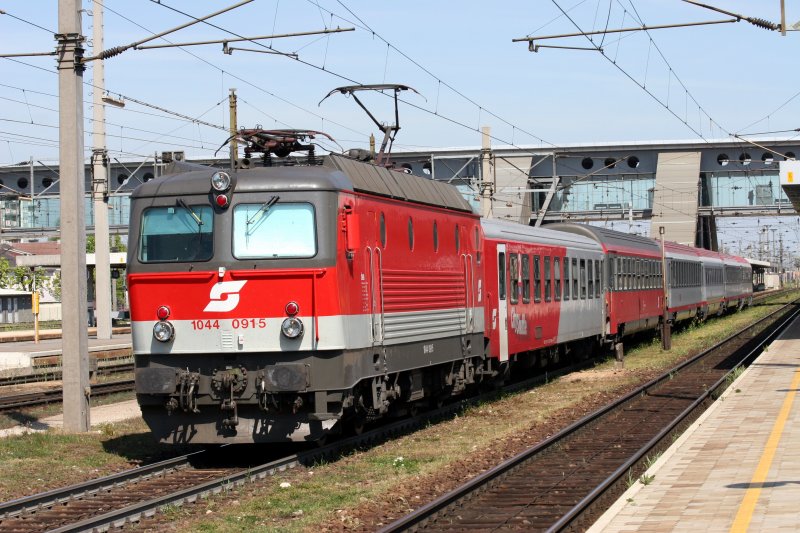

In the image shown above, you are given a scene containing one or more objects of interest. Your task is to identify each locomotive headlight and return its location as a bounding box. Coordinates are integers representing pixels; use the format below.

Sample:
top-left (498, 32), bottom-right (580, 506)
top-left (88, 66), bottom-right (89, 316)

top-left (153, 321), bottom-right (175, 342)
top-left (210, 171), bottom-right (231, 192)
top-left (281, 317), bottom-right (304, 339)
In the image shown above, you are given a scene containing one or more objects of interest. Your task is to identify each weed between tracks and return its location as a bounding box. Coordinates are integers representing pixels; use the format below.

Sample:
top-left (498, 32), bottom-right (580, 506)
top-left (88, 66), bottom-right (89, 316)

top-left (1, 290), bottom-right (796, 532)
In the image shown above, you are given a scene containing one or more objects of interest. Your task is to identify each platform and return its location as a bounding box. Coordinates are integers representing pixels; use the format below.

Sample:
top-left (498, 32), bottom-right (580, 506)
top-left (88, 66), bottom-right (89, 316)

top-left (0, 330), bottom-right (132, 375)
top-left (590, 314), bottom-right (800, 532)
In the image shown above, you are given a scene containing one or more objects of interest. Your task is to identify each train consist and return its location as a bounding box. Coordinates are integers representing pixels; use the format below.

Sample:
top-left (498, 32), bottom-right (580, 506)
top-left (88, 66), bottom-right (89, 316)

top-left (129, 152), bottom-right (752, 444)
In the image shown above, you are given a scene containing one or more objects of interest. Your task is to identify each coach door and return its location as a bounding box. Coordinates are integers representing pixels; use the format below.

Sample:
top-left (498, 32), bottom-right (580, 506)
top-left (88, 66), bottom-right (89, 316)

top-left (366, 211), bottom-right (384, 345)
top-left (497, 244), bottom-right (509, 361)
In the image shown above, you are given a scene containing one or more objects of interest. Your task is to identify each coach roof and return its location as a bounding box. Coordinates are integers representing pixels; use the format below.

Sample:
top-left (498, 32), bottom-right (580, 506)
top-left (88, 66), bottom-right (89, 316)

top-left (545, 223), bottom-right (661, 255)
top-left (482, 219), bottom-right (602, 252)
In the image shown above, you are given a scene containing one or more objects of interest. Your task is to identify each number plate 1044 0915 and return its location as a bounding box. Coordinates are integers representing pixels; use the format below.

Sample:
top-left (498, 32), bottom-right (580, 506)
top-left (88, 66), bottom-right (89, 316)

top-left (190, 318), bottom-right (267, 330)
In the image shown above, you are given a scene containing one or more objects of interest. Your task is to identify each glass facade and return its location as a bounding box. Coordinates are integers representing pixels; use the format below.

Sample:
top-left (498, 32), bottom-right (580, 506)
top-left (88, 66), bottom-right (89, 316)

top-left (705, 172), bottom-right (790, 207)
top-left (6, 195), bottom-right (132, 229)
top-left (540, 176), bottom-right (655, 213)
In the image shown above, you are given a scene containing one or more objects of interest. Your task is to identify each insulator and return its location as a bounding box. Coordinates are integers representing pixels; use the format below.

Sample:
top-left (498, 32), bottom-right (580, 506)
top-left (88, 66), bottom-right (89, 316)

top-left (98, 46), bottom-right (126, 60)
top-left (748, 17), bottom-right (779, 31)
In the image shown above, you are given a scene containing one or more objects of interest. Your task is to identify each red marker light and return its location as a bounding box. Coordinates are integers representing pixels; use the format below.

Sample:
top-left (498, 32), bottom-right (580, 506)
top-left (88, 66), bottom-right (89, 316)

top-left (215, 194), bottom-right (229, 208)
top-left (156, 305), bottom-right (170, 320)
top-left (285, 301), bottom-right (299, 316)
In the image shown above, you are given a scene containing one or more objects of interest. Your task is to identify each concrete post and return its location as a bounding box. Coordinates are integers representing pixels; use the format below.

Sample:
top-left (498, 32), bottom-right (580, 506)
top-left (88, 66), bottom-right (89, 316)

top-left (92, 0), bottom-right (112, 340)
top-left (58, 0), bottom-right (90, 432)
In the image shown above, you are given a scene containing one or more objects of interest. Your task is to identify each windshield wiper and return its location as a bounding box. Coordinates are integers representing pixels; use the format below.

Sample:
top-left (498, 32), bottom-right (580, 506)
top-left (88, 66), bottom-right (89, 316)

top-left (246, 195), bottom-right (280, 227)
top-left (177, 199), bottom-right (203, 229)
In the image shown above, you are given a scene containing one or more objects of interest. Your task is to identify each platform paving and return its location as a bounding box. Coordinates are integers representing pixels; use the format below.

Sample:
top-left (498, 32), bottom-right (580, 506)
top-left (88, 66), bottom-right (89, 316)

top-left (590, 314), bottom-right (800, 532)
top-left (0, 330), bottom-right (131, 371)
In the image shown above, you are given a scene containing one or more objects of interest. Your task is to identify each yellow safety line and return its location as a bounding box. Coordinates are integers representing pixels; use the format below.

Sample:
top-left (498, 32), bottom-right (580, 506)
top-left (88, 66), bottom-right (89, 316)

top-left (729, 364), bottom-right (800, 532)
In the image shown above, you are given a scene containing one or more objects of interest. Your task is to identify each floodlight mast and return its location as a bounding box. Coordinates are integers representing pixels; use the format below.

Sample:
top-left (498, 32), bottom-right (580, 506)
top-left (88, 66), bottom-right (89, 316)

top-left (320, 84), bottom-right (421, 166)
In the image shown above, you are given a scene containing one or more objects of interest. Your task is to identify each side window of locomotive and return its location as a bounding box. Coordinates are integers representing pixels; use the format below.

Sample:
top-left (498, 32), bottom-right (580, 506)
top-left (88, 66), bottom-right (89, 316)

top-left (380, 212), bottom-right (387, 248)
top-left (563, 257), bottom-right (570, 300)
top-left (455, 224), bottom-right (460, 253)
top-left (433, 221), bottom-right (439, 252)
top-left (587, 259), bottom-right (594, 298)
top-left (232, 202), bottom-right (316, 259)
top-left (533, 255), bottom-right (542, 303)
top-left (498, 252), bottom-right (506, 301)
top-left (554, 257), bottom-right (561, 301)
top-left (139, 204), bottom-right (213, 263)
top-left (580, 259), bottom-right (587, 299)
top-left (544, 256), bottom-right (552, 302)
top-left (509, 253), bottom-right (519, 304)
top-left (408, 217), bottom-right (414, 250)
top-left (522, 254), bottom-right (531, 304)
top-left (572, 258), bottom-right (578, 299)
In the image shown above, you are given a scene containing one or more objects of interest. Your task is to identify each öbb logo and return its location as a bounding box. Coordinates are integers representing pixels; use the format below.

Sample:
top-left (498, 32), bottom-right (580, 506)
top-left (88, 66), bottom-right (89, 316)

top-left (204, 281), bottom-right (248, 312)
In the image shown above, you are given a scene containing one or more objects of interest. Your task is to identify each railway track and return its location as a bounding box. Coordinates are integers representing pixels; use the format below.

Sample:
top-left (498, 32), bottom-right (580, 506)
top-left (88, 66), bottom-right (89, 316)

top-left (0, 362), bottom-right (133, 389)
top-left (0, 379), bottom-right (134, 412)
top-left (378, 298), bottom-right (800, 532)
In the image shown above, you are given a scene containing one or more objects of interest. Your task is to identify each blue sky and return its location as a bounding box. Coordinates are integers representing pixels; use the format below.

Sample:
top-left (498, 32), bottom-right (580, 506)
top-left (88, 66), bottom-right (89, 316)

top-left (1, 1), bottom-right (798, 265)
top-left (1, 0), bottom-right (798, 164)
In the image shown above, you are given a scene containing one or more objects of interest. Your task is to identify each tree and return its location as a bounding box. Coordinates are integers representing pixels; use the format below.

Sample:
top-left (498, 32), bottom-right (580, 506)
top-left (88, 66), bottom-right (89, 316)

top-left (0, 258), bottom-right (48, 293)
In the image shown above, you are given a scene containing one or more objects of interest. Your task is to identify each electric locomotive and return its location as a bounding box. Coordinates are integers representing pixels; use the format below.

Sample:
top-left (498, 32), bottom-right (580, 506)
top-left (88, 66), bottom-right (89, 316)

top-left (129, 151), bottom-right (484, 444)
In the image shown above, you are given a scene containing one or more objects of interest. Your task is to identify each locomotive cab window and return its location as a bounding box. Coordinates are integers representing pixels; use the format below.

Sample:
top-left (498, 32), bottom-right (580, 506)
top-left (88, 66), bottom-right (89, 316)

top-left (139, 204), bottom-right (213, 263)
top-left (233, 202), bottom-right (316, 259)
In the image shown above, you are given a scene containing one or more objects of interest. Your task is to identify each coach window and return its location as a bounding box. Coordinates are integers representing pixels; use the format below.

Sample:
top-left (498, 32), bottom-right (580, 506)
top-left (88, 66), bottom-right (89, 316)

top-left (509, 253), bottom-right (519, 304)
top-left (580, 259), bottom-right (587, 299)
top-left (595, 260), bottom-right (602, 297)
top-left (572, 258), bottom-right (579, 299)
top-left (587, 260), bottom-right (594, 297)
top-left (433, 221), bottom-right (439, 252)
top-left (533, 255), bottom-right (542, 303)
top-left (554, 257), bottom-right (562, 301)
top-left (564, 257), bottom-right (571, 299)
top-left (522, 254), bottom-right (531, 303)
top-left (498, 252), bottom-right (506, 301)
top-left (544, 256), bottom-right (552, 302)
top-left (380, 213), bottom-right (386, 248)
top-left (637, 260), bottom-right (643, 289)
